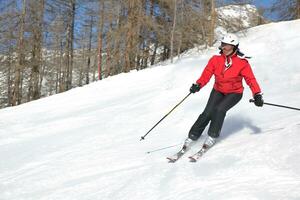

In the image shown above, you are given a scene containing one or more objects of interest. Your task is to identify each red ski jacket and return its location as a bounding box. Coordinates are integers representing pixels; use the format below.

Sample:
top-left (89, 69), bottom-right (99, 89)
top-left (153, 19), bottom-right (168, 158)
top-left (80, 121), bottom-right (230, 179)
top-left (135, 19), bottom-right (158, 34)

top-left (196, 53), bottom-right (261, 96)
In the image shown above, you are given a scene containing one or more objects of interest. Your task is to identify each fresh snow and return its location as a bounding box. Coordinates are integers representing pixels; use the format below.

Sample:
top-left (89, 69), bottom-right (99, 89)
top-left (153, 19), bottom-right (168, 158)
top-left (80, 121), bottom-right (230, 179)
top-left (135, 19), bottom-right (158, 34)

top-left (0, 20), bottom-right (300, 200)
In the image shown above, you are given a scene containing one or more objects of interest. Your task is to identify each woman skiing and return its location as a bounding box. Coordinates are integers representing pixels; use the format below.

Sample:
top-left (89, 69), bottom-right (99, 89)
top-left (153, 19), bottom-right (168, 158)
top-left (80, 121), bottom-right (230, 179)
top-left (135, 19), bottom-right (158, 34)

top-left (167, 33), bottom-right (264, 162)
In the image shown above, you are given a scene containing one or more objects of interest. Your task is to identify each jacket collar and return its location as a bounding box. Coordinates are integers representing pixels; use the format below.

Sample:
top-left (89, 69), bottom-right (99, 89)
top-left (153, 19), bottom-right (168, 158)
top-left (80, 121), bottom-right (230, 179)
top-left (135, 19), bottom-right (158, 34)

top-left (221, 52), bottom-right (237, 59)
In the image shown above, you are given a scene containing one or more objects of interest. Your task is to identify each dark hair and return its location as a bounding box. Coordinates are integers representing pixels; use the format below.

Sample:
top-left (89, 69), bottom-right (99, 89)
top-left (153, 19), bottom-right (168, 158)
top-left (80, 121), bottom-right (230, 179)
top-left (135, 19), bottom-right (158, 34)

top-left (218, 44), bottom-right (239, 55)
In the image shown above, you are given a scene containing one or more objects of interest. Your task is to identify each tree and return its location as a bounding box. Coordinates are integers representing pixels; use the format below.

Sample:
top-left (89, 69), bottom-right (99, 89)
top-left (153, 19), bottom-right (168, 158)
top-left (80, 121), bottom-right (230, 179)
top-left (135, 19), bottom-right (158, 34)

top-left (0, 0), bottom-right (19, 106)
top-left (208, 0), bottom-right (216, 47)
top-left (97, 0), bottom-right (104, 80)
top-left (65, 0), bottom-right (75, 91)
top-left (27, 0), bottom-right (45, 101)
top-left (170, 0), bottom-right (177, 63)
top-left (271, 0), bottom-right (300, 20)
top-left (123, 0), bottom-right (143, 72)
top-left (12, 0), bottom-right (26, 106)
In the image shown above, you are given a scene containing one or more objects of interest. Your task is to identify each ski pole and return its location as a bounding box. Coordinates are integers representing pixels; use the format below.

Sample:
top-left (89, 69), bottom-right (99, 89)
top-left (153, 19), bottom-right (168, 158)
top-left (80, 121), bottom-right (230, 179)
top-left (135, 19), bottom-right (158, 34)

top-left (146, 143), bottom-right (182, 154)
top-left (249, 99), bottom-right (300, 111)
top-left (140, 92), bottom-right (192, 141)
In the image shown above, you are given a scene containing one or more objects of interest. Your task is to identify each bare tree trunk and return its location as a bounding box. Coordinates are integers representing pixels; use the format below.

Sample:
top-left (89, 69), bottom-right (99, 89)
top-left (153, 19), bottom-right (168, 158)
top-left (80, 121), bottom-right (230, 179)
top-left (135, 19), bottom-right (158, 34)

top-left (97, 0), bottom-right (104, 80)
top-left (70, 1), bottom-right (75, 89)
top-left (170, 0), bottom-right (177, 63)
top-left (39, 46), bottom-right (46, 96)
top-left (7, 50), bottom-right (13, 106)
top-left (61, 0), bottom-right (76, 92)
top-left (208, 0), bottom-right (215, 47)
top-left (79, 47), bottom-right (85, 86)
top-left (177, 0), bottom-right (184, 57)
top-left (55, 49), bottom-right (59, 94)
top-left (58, 40), bottom-right (64, 93)
top-left (162, 45), bottom-right (170, 61)
top-left (297, 0), bottom-right (300, 19)
top-left (30, 0), bottom-right (44, 100)
top-left (12, 0), bottom-right (26, 106)
top-left (151, 41), bottom-right (158, 65)
top-left (124, 0), bottom-right (140, 72)
top-left (150, 0), bottom-right (158, 66)
top-left (136, 2), bottom-right (143, 70)
top-left (124, 4), bottom-right (133, 72)
top-left (93, 49), bottom-right (97, 81)
top-left (86, 15), bottom-right (94, 84)
top-left (106, 17), bottom-right (113, 77)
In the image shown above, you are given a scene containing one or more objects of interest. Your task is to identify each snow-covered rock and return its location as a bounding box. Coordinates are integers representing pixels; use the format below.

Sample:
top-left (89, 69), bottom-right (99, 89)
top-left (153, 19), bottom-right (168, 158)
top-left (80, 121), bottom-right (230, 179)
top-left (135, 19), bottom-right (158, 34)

top-left (216, 4), bottom-right (265, 40)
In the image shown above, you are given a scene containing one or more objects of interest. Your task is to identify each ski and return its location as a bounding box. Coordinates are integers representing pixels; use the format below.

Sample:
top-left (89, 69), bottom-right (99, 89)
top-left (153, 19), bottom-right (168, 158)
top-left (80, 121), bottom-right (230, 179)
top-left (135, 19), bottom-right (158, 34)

top-left (188, 144), bottom-right (210, 162)
top-left (166, 146), bottom-right (189, 163)
top-left (166, 138), bottom-right (194, 163)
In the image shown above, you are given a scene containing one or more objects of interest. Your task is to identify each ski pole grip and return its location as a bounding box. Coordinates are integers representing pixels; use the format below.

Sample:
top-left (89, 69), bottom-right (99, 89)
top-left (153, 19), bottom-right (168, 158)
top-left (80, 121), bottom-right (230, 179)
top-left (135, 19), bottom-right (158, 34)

top-left (249, 99), bottom-right (255, 103)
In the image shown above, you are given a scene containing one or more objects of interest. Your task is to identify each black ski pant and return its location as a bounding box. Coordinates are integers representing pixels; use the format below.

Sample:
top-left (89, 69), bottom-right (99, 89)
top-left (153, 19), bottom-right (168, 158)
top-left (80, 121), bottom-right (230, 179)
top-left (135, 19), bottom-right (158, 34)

top-left (188, 88), bottom-right (242, 140)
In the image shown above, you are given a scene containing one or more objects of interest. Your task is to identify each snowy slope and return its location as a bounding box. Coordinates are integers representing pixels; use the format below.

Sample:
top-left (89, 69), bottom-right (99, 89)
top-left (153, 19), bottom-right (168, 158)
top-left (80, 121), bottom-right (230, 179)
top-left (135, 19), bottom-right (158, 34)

top-left (0, 20), bottom-right (300, 200)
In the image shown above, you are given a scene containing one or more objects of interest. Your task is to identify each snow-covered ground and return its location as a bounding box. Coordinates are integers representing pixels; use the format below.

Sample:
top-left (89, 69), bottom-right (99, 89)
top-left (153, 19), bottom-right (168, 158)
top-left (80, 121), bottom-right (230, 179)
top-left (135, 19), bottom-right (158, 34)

top-left (0, 20), bottom-right (300, 200)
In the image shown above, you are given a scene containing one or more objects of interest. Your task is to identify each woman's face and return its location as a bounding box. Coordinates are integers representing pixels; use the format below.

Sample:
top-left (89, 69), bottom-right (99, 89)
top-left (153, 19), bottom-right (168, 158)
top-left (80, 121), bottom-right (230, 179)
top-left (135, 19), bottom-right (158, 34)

top-left (221, 43), bottom-right (235, 56)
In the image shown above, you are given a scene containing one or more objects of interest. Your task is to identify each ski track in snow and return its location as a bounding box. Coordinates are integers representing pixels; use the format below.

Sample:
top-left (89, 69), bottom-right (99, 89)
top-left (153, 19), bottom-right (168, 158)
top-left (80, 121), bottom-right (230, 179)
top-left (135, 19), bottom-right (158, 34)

top-left (0, 20), bottom-right (300, 200)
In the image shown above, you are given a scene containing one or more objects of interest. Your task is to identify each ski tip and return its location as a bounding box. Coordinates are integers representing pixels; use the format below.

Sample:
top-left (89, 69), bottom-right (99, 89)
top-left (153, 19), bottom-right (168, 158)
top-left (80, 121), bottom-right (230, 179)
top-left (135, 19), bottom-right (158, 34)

top-left (188, 157), bottom-right (197, 163)
top-left (166, 157), bottom-right (177, 163)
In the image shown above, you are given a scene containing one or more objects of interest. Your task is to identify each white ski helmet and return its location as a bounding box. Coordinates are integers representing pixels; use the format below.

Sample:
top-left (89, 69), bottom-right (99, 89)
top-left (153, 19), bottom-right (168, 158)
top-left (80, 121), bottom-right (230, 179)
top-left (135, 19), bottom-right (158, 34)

top-left (221, 33), bottom-right (239, 46)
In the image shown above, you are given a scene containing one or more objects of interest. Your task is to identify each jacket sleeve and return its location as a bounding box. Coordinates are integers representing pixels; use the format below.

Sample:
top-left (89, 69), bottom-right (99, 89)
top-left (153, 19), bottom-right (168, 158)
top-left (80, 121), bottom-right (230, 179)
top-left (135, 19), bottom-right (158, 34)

top-left (240, 61), bottom-right (261, 96)
top-left (196, 56), bottom-right (215, 87)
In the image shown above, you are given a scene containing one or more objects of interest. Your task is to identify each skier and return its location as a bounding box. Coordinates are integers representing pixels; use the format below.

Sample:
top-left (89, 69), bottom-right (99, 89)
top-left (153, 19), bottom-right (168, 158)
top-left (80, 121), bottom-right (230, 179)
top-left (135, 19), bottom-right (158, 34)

top-left (169, 33), bottom-right (264, 162)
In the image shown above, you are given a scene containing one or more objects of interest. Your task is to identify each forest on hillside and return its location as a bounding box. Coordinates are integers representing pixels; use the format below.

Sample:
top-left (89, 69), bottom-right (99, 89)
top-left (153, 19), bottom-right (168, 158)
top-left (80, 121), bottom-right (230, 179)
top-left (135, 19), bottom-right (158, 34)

top-left (0, 0), bottom-right (299, 108)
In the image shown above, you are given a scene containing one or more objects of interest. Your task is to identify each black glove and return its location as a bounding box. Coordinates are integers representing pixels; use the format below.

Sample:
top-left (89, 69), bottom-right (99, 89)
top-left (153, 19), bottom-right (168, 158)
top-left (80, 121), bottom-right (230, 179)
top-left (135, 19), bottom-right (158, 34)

top-left (254, 93), bottom-right (264, 107)
top-left (190, 83), bottom-right (201, 93)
